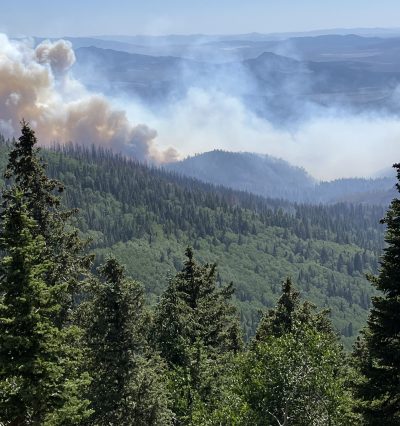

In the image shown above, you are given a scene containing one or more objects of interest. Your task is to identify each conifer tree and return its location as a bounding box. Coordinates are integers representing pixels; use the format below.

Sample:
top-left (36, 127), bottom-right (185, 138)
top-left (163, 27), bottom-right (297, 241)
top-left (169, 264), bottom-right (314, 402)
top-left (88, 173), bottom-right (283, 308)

top-left (0, 123), bottom-right (92, 424)
top-left (152, 247), bottom-right (242, 423)
top-left (255, 277), bottom-right (333, 341)
top-left (3, 121), bottom-right (92, 320)
top-left (82, 257), bottom-right (172, 425)
top-left (0, 190), bottom-right (91, 424)
top-left (354, 163), bottom-right (400, 424)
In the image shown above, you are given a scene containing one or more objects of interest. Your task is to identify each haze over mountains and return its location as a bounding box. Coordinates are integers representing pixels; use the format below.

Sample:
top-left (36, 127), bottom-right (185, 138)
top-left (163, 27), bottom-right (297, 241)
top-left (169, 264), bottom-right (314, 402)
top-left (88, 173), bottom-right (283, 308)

top-left (68, 31), bottom-right (400, 181)
top-left (3, 30), bottom-right (400, 181)
top-left (70, 33), bottom-right (400, 118)
top-left (166, 150), bottom-right (396, 205)
top-left (63, 31), bottom-right (400, 197)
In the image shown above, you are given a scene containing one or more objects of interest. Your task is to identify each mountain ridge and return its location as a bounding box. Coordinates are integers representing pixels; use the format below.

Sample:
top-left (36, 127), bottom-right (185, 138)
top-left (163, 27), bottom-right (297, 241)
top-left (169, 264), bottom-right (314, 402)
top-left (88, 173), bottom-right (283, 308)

top-left (166, 150), bottom-right (395, 205)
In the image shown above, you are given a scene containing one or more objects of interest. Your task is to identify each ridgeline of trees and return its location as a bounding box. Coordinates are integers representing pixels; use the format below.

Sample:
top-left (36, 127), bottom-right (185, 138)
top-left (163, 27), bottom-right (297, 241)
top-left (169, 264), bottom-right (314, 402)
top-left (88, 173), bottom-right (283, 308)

top-left (166, 150), bottom-right (394, 205)
top-left (0, 124), bottom-right (399, 424)
top-left (0, 134), bottom-right (387, 345)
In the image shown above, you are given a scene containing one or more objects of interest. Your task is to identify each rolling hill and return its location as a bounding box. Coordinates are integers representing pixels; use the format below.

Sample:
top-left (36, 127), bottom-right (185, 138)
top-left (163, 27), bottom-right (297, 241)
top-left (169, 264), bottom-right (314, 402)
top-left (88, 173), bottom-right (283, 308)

top-left (0, 137), bottom-right (387, 347)
top-left (166, 150), bottom-right (395, 204)
top-left (72, 43), bottom-right (400, 120)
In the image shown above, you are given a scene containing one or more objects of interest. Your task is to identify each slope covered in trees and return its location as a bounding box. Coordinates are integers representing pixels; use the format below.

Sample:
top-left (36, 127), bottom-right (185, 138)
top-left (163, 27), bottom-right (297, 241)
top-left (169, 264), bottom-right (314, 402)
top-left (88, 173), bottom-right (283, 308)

top-left (1, 125), bottom-right (400, 424)
top-left (0, 136), bottom-right (386, 345)
top-left (166, 150), bottom-right (395, 205)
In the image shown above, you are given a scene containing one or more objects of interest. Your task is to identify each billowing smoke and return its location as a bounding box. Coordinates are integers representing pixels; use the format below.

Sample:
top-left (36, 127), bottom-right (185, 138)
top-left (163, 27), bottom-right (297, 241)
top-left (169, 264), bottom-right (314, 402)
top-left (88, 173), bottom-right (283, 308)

top-left (0, 34), bottom-right (178, 162)
top-left (96, 39), bottom-right (400, 181)
top-left (1, 32), bottom-right (400, 179)
top-left (35, 39), bottom-right (76, 74)
top-left (130, 88), bottom-right (400, 180)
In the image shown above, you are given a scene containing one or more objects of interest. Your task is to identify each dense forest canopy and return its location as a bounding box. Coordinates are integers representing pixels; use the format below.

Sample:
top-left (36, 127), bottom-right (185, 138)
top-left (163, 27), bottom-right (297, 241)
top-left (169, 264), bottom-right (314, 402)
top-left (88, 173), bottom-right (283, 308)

top-left (0, 134), bottom-right (387, 344)
top-left (0, 125), bottom-right (399, 424)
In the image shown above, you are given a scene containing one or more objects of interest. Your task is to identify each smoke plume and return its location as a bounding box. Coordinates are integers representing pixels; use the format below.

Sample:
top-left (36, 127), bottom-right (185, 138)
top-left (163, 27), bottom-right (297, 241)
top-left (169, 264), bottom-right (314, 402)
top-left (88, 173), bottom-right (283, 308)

top-left (1, 33), bottom-right (400, 179)
top-left (0, 34), bottom-right (177, 162)
top-left (133, 88), bottom-right (400, 180)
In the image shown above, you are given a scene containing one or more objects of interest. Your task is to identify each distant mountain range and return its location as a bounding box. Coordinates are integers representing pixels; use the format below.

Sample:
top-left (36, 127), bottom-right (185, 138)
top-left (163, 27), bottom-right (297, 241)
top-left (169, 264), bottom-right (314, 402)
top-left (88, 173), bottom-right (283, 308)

top-left (165, 150), bottom-right (395, 205)
top-left (59, 32), bottom-right (400, 66)
top-left (71, 36), bottom-right (400, 120)
top-left (91, 28), bottom-right (400, 43)
top-left (28, 32), bottom-right (400, 189)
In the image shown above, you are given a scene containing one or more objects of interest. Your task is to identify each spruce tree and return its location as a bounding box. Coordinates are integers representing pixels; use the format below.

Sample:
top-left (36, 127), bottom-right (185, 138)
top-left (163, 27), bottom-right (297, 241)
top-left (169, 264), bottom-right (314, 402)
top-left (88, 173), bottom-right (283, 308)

top-left (81, 257), bottom-right (172, 425)
top-left (0, 191), bottom-right (91, 424)
top-left (152, 247), bottom-right (242, 423)
top-left (255, 277), bottom-right (333, 341)
top-left (354, 163), bottom-right (400, 424)
top-left (3, 121), bottom-right (92, 321)
top-left (0, 123), bottom-right (92, 424)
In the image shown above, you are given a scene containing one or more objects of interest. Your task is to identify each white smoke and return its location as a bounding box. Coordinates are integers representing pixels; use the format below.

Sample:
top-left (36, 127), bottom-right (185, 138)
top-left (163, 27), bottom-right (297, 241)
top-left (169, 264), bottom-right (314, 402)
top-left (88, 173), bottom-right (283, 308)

top-left (34, 39), bottom-right (76, 74)
top-left (122, 86), bottom-right (400, 180)
top-left (1, 33), bottom-right (399, 179)
top-left (0, 34), bottom-right (177, 162)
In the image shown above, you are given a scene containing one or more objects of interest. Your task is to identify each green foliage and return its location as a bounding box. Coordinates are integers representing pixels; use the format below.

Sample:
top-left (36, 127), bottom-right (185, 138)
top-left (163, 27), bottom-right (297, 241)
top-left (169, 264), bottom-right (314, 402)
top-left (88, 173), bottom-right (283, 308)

top-left (152, 248), bottom-right (242, 424)
top-left (0, 139), bottom-right (386, 344)
top-left (0, 191), bottom-right (91, 424)
top-left (81, 257), bottom-right (172, 425)
top-left (0, 124), bottom-right (92, 424)
top-left (226, 281), bottom-right (358, 425)
top-left (241, 326), bottom-right (356, 425)
top-left (354, 164), bottom-right (400, 424)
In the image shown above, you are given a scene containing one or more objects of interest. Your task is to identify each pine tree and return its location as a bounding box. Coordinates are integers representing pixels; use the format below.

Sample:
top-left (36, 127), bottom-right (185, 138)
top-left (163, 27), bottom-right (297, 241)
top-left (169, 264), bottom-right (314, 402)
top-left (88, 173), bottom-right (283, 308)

top-left (0, 190), bottom-right (92, 425)
top-left (255, 277), bottom-right (333, 341)
top-left (354, 163), bottom-right (400, 424)
top-left (3, 121), bottom-right (92, 322)
top-left (0, 123), bottom-right (92, 424)
top-left (152, 247), bottom-right (242, 423)
top-left (81, 257), bottom-right (172, 425)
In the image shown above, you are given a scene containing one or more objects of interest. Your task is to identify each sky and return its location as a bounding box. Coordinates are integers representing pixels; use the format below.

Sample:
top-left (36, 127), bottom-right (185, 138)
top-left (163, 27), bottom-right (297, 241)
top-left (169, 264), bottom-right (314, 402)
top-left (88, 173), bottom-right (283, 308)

top-left (1, 0), bottom-right (400, 37)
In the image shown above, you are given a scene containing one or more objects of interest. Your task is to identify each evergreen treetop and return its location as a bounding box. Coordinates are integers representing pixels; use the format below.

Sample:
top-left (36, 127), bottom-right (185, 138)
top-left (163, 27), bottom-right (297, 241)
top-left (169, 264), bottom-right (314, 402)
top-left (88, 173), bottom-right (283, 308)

top-left (4, 120), bottom-right (64, 237)
top-left (354, 163), bottom-right (400, 424)
top-left (3, 122), bottom-right (92, 322)
top-left (154, 247), bottom-right (242, 368)
top-left (81, 257), bottom-right (172, 425)
top-left (152, 247), bottom-right (242, 424)
top-left (256, 277), bottom-right (334, 342)
top-left (0, 123), bottom-right (92, 425)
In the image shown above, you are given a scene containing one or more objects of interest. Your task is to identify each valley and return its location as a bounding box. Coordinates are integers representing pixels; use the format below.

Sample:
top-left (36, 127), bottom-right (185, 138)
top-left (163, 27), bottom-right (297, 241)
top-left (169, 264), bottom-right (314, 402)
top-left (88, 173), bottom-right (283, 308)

top-left (0, 138), bottom-right (386, 347)
top-left (2, 13), bottom-right (400, 421)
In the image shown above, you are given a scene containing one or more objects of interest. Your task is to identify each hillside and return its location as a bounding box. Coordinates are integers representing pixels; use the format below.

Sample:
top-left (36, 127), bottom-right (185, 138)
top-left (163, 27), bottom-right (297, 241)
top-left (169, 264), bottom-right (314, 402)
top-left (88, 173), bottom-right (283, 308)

top-left (72, 42), bottom-right (400, 117)
top-left (73, 46), bottom-right (195, 101)
top-left (165, 151), bottom-right (316, 202)
top-left (0, 138), bottom-right (387, 346)
top-left (62, 33), bottom-right (400, 65)
top-left (167, 150), bottom-right (395, 204)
